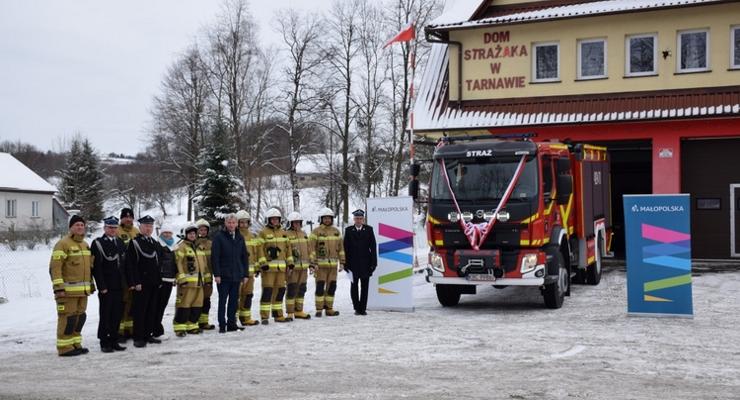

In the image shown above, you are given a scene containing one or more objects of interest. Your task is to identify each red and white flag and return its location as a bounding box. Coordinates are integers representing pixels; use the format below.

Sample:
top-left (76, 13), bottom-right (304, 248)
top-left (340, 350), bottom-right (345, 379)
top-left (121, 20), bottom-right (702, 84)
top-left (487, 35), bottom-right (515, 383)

top-left (383, 23), bottom-right (415, 48)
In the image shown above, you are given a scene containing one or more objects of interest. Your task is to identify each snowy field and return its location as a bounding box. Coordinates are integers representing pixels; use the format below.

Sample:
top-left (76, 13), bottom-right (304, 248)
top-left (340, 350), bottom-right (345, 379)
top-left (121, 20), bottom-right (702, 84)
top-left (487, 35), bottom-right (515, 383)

top-left (0, 245), bottom-right (739, 400)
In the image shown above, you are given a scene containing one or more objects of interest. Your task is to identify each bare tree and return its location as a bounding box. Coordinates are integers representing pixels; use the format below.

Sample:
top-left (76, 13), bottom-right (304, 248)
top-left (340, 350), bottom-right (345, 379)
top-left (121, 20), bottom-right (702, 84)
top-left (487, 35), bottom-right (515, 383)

top-left (355, 0), bottom-right (388, 198)
top-left (150, 46), bottom-right (210, 219)
top-left (385, 0), bottom-right (442, 195)
top-left (205, 0), bottom-right (260, 187)
top-left (315, 0), bottom-right (362, 223)
top-left (274, 9), bottom-right (326, 211)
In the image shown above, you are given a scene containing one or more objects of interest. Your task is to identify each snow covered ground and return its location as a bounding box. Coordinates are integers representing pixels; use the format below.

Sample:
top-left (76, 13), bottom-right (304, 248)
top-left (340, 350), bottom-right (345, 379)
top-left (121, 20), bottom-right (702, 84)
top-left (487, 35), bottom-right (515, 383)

top-left (0, 244), bottom-right (738, 399)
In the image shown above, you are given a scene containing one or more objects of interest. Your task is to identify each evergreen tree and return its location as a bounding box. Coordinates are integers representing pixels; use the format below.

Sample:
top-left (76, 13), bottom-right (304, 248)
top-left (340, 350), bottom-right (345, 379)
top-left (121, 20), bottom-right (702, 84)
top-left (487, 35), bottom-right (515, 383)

top-left (59, 137), bottom-right (105, 223)
top-left (194, 122), bottom-right (244, 221)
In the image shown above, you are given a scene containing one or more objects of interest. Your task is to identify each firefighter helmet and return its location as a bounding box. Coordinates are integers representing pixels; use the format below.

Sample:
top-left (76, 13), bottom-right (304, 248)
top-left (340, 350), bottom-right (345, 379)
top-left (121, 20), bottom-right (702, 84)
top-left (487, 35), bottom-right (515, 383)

top-left (195, 218), bottom-right (210, 228)
top-left (265, 208), bottom-right (282, 225)
top-left (318, 207), bottom-right (334, 223)
top-left (287, 211), bottom-right (303, 222)
top-left (182, 222), bottom-right (198, 236)
top-left (235, 210), bottom-right (250, 221)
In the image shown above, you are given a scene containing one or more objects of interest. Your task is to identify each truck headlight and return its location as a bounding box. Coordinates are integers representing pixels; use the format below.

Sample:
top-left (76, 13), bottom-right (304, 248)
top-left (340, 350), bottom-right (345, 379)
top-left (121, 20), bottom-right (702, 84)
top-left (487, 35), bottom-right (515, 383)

top-left (496, 211), bottom-right (510, 222)
top-left (520, 253), bottom-right (538, 274)
top-left (448, 212), bottom-right (459, 223)
top-left (461, 212), bottom-right (474, 222)
top-left (430, 252), bottom-right (444, 273)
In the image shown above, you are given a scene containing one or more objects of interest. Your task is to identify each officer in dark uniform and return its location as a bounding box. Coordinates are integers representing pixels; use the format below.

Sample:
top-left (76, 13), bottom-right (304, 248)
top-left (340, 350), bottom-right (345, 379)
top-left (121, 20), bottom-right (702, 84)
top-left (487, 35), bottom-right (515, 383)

top-left (125, 215), bottom-right (163, 348)
top-left (91, 216), bottom-right (128, 353)
top-left (343, 209), bottom-right (377, 315)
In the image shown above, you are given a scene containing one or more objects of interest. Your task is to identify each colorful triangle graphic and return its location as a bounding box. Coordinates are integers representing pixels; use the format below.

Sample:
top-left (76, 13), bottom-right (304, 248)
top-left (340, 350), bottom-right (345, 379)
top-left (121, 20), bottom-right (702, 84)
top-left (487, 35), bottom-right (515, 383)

top-left (378, 287), bottom-right (398, 295)
top-left (644, 294), bottom-right (672, 302)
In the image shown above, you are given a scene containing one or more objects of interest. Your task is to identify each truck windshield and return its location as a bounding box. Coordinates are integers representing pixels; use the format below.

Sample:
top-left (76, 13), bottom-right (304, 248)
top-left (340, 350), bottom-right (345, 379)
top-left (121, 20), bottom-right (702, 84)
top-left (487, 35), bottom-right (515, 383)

top-left (431, 157), bottom-right (538, 202)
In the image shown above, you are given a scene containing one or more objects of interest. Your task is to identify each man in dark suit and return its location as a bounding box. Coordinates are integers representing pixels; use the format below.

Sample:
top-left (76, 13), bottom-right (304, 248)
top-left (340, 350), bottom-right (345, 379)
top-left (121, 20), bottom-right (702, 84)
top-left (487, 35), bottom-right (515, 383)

top-left (91, 216), bottom-right (128, 353)
top-left (125, 215), bottom-right (163, 348)
top-left (343, 209), bottom-right (377, 315)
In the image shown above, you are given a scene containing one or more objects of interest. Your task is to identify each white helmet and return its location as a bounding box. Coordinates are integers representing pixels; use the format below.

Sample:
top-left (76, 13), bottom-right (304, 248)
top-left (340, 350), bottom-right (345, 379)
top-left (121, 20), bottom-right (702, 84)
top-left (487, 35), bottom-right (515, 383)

top-left (318, 207), bottom-right (334, 223)
top-left (195, 218), bottom-right (210, 228)
top-left (235, 210), bottom-right (250, 221)
top-left (182, 222), bottom-right (198, 236)
top-left (265, 208), bottom-right (282, 224)
top-left (287, 211), bottom-right (303, 222)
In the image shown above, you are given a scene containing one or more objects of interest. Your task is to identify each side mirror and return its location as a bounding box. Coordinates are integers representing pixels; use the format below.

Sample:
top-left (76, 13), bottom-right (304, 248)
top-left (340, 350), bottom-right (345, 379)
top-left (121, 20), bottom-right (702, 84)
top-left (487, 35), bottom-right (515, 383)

top-left (556, 158), bottom-right (571, 175)
top-left (556, 174), bottom-right (573, 204)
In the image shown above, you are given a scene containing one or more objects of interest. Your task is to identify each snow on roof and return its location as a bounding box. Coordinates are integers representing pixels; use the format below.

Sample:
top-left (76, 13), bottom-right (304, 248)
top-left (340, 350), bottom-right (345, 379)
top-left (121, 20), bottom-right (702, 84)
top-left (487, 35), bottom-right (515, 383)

top-left (429, 0), bottom-right (484, 27)
top-left (428, 0), bottom-right (723, 30)
top-left (0, 152), bottom-right (57, 193)
top-left (412, 43), bottom-right (740, 131)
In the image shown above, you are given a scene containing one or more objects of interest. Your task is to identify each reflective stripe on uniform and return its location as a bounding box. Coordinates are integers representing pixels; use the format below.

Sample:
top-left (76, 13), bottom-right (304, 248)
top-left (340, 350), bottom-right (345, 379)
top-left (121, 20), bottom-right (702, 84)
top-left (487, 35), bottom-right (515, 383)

top-left (198, 314), bottom-right (209, 323)
top-left (52, 278), bottom-right (64, 286)
top-left (56, 338), bottom-right (76, 348)
top-left (52, 251), bottom-right (67, 260)
top-left (260, 304), bottom-right (271, 311)
top-left (173, 323), bottom-right (188, 332)
top-left (271, 303), bottom-right (282, 310)
top-left (64, 282), bottom-right (92, 292)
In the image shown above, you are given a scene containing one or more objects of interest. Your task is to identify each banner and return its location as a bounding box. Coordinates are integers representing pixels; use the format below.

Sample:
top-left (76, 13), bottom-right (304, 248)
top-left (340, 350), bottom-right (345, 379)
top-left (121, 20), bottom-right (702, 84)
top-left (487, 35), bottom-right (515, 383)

top-left (623, 194), bottom-right (693, 317)
top-left (366, 196), bottom-right (415, 312)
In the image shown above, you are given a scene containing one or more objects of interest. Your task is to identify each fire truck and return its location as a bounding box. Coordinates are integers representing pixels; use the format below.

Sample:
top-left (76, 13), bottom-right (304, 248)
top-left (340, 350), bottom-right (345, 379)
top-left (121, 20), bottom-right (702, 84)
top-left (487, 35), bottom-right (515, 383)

top-left (414, 135), bottom-right (612, 309)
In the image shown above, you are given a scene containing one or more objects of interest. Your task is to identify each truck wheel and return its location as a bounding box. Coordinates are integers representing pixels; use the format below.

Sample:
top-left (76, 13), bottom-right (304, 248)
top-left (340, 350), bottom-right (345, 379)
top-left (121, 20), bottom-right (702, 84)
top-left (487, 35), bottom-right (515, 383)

top-left (586, 236), bottom-right (603, 285)
top-left (543, 250), bottom-right (568, 309)
top-left (436, 284), bottom-right (461, 307)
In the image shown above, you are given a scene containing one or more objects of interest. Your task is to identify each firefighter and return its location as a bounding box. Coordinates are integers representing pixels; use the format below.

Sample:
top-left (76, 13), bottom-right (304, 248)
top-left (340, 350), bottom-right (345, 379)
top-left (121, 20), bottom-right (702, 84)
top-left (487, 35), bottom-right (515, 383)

top-left (153, 224), bottom-right (177, 338)
top-left (237, 210), bottom-right (263, 327)
top-left (91, 216), bottom-right (127, 353)
top-left (117, 207), bottom-right (138, 341)
top-left (50, 215), bottom-right (94, 356)
top-left (125, 215), bottom-right (163, 348)
top-left (195, 219), bottom-right (216, 331)
top-left (173, 223), bottom-right (206, 337)
top-left (285, 211), bottom-right (312, 320)
top-left (257, 208), bottom-right (294, 324)
top-left (309, 207), bottom-right (346, 317)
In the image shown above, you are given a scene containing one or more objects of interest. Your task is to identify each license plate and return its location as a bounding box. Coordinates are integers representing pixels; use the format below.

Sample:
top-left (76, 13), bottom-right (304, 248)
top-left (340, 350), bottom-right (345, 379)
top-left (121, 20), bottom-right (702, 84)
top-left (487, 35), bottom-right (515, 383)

top-left (467, 274), bottom-right (496, 282)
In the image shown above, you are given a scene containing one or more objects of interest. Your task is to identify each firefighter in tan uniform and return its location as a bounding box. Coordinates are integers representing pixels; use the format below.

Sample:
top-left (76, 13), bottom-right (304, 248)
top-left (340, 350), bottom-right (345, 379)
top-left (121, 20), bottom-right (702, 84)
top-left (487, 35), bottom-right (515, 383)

top-left (257, 208), bottom-right (294, 324)
top-left (117, 207), bottom-right (138, 340)
top-left (50, 215), bottom-right (94, 356)
top-left (236, 210), bottom-right (263, 326)
top-left (285, 212), bottom-right (312, 320)
top-left (173, 223), bottom-right (207, 337)
top-left (195, 219), bottom-right (216, 330)
top-left (310, 207), bottom-right (345, 317)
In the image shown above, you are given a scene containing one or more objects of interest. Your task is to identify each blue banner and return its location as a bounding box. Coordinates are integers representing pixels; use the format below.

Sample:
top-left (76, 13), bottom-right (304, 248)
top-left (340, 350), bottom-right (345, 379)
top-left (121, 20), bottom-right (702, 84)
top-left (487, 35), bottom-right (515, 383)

top-left (623, 194), bottom-right (693, 317)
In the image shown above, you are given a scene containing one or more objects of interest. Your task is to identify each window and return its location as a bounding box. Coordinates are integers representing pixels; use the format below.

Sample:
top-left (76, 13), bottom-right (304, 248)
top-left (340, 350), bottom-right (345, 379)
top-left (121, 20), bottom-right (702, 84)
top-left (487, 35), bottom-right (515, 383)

top-left (626, 34), bottom-right (657, 76)
top-left (6, 199), bottom-right (17, 218)
top-left (732, 26), bottom-right (740, 69)
top-left (578, 38), bottom-right (607, 79)
top-left (677, 29), bottom-right (709, 72)
top-left (31, 201), bottom-right (40, 217)
top-left (532, 42), bottom-right (560, 82)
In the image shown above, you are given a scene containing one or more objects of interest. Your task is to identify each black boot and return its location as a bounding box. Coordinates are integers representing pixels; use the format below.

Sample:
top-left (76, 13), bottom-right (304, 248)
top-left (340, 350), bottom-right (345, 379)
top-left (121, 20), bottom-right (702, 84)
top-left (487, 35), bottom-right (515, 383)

top-left (133, 340), bottom-right (147, 348)
top-left (112, 343), bottom-right (127, 351)
top-left (101, 345), bottom-right (114, 353)
top-left (59, 348), bottom-right (83, 357)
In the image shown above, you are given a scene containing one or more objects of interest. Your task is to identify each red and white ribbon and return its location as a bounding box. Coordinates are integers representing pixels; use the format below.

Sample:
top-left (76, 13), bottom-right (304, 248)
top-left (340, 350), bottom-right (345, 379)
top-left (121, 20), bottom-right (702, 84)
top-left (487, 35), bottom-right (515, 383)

top-left (439, 153), bottom-right (528, 251)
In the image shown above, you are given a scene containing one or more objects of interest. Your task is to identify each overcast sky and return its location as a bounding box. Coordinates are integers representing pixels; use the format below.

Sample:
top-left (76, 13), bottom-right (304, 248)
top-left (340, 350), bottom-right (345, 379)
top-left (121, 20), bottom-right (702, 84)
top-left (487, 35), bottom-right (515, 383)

top-left (0, 0), bottom-right (333, 155)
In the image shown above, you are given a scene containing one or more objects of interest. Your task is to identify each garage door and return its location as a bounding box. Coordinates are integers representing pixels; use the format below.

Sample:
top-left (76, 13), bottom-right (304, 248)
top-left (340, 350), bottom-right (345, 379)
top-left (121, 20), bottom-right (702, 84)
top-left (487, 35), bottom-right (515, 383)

top-left (681, 138), bottom-right (740, 259)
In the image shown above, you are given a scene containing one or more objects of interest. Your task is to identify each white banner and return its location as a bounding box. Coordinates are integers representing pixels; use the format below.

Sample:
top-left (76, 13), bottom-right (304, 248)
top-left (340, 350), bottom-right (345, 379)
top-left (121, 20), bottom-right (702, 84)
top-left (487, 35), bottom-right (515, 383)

top-left (367, 196), bottom-right (414, 312)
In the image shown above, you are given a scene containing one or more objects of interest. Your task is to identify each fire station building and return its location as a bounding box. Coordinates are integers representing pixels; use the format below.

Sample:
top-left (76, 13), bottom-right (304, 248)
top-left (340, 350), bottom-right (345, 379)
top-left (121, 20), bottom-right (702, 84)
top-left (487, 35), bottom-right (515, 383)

top-left (416, 0), bottom-right (740, 259)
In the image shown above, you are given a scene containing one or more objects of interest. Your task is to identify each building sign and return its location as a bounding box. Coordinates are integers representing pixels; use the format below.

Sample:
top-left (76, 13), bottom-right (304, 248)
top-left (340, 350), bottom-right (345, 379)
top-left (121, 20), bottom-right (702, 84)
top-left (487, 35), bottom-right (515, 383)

top-left (367, 196), bottom-right (415, 312)
top-left (463, 30), bottom-right (528, 92)
top-left (623, 194), bottom-right (693, 317)
top-left (658, 148), bottom-right (674, 159)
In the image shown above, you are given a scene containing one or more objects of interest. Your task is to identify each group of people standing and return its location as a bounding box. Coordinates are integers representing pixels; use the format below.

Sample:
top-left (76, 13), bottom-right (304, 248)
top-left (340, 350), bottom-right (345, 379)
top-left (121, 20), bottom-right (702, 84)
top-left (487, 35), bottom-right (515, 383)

top-left (49, 206), bottom-right (377, 357)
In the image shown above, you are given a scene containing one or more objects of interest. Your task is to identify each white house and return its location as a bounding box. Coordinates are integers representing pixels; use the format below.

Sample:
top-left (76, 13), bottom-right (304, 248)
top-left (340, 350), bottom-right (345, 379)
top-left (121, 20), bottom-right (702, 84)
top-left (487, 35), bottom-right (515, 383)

top-left (0, 152), bottom-right (58, 232)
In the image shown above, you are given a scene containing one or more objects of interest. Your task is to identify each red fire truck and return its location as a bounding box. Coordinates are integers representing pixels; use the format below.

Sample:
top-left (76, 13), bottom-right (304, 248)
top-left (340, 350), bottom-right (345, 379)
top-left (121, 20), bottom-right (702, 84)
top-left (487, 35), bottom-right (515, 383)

top-left (416, 135), bottom-right (612, 309)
